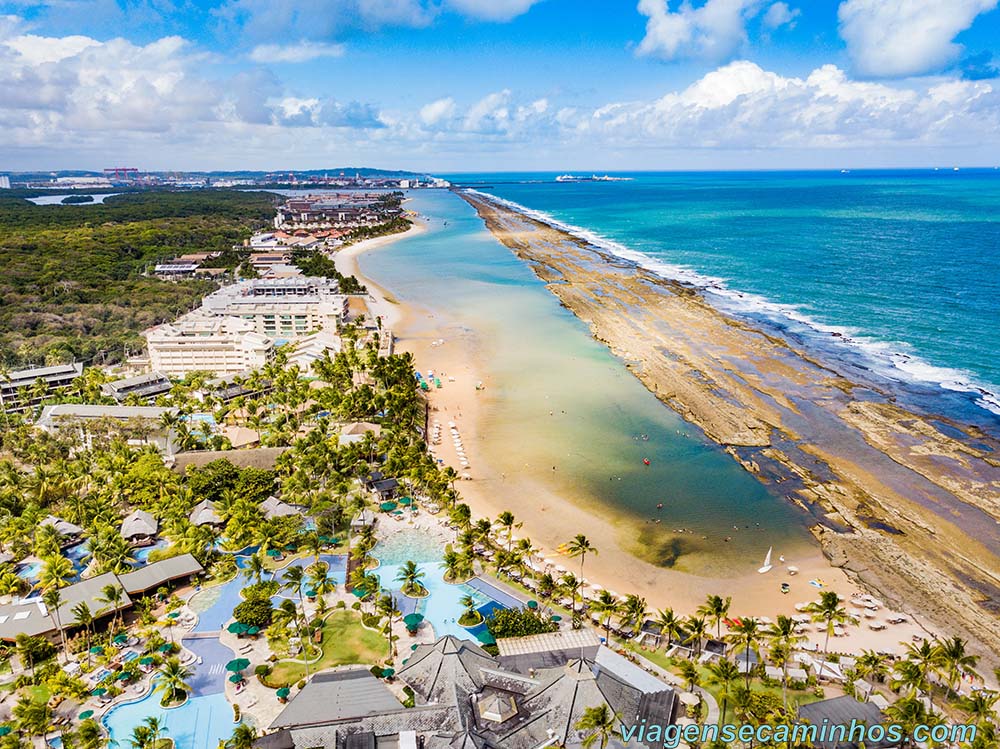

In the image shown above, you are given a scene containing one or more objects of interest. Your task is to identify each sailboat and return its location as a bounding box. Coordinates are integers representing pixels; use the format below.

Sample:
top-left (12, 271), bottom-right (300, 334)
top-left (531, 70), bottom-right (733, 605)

top-left (758, 547), bottom-right (773, 574)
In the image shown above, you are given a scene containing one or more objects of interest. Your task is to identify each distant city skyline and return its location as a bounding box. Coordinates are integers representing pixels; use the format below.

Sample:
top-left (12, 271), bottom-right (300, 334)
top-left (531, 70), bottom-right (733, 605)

top-left (1, 0), bottom-right (999, 171)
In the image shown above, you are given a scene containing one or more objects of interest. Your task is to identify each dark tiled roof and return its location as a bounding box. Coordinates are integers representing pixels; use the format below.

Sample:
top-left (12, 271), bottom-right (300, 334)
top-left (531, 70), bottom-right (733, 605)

top-left (271, 670), bottom-right (403, 729)
top-left (798, 696), bottom-right (897, 749)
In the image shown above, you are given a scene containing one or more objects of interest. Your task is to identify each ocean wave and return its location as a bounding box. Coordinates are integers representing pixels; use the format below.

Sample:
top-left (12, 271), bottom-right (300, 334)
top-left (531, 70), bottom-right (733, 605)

top-left (466, 188), bottom-right (1000, 419)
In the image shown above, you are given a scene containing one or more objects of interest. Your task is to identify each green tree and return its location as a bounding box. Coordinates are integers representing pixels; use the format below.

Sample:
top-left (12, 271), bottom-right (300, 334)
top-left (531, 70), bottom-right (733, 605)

top-left (697, 594), bottom-right (731, 640)
top-left (154, 656), bottom-right (193, 706)
top-left (396, 560), bottom-right (427, 597)
top-left (575, 704), bottom-right (620, 749)
top-left (805, 591), bottom-right (852, 659)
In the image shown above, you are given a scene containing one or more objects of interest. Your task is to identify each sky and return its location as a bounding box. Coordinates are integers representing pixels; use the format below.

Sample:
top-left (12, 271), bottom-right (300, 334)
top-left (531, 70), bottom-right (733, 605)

top-left (1, 0), bottom-right (1000, 171)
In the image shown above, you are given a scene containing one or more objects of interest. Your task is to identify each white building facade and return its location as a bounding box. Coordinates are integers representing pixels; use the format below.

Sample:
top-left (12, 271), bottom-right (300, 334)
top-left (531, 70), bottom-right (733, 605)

top-left (201, 277), bottom-right (348, 339)
top-left (145, 314), bottom-right (273, 377)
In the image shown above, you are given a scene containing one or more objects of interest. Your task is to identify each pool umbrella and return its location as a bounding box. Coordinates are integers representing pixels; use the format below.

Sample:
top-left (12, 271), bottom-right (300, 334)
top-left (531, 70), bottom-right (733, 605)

top-left (266, 549), bottom-right (281, 558)
top-left (167, 611), bottom-right (180, 619)
top-left (527, 600), bottom-right (538, 609)
top-left (379, 501), bottom-right (397, 512)
top-left (229, 674), bottom-right (245, 683)
top-left (91, 688), bottom-right (107, 697)
top-left (78, 711), bottom-right (94, 721)
top-left (398, 497), bottom-right (413, 506)
top-left (276, 687), bottom-right (290, 699)
top-left (159, 643), bottom-right (173, 653)
top-left (551, 615), bottom-right (562, 622)
top-left (410, 644), bottom-right (419, 651)
top-left (402, 613), bottom-right (423, 631)
top-left (246, 626), bottom-right (260, 636)
top-left (116, 672), bottom-right (130, 681)
top-left (381, 668), bottom-right (395, 679)
top-left (226, 658), bottom-right (251, 672)
top-left (284, 545), bottom-right (297, 552)
top-left (351, 587), bottom-right (368, 598)
top-left (305, 589), bottom-right (317, 598)
top-left (0, 727), bottom-right (12, 737)
top-left (113, 634), bottom-right (128, 644)
top-left (89, 646), bottom-right (104, 655)
top-left (227, 622), bottom-right (249, 634)
top-left (139, 656), bottom-right (155, 666)
top-left (328, 538), bottom-right (340, 545)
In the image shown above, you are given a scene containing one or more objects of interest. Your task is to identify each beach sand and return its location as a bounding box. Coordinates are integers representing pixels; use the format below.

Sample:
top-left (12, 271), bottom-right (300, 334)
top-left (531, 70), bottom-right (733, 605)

top-left (331, 209), bottom-right (946, 659)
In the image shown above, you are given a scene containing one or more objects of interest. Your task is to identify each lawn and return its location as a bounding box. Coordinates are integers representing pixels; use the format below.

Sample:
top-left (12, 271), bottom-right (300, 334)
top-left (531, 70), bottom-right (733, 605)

top-left (624, 644), bottom-right (825, 711)
top-left (268, 610), bottom-right (388, 685)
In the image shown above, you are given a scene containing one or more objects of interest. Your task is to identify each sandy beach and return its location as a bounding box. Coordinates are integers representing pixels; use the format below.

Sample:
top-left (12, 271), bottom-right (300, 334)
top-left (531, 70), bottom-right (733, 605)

top-left (328, 204), bottom-right (957, 661)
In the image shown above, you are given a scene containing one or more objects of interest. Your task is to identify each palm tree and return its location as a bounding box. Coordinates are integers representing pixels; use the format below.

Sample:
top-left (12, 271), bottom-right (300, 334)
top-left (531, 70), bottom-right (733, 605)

top-left (242, 551), bottom-right (267, 585)
top-left (77, 718), bottom-right (106, 749)
top-left (143, 717), bottom-right (165, 749)
top-left (564, 535), bottom-right (596, 620)
top-left (766, 615), bottom-right (806, 709)
top-left (725, 617), bottom-right (761, 688)
top-left (684, 614), bottom-right (708, 658)
top-left (97, 582), bottom-right (126, 633)
top-left (41, 588), bottom-right (67, 663)
top-left (575, 704), bottom-right (620, 749)
top-left (307, 561), bottom-right (335, 599)
top-left (707, 658), bottom-right (741, 724)
top-left (591, 592), bottom-right (621, 643)
top-left (39, 553), bottom-right (74, 591)
top-left (698, 594), bottom-right (731, 639)
top-left (936, 636), bottom-right (979, 697)
top-left (678, 659), bottom-right (701, 693)
top-left (620, 594), bottom-right (648, 632)
top-left (226, 724), bottom-right (258, 749)
top-left (655, 607), bottom-right (683, 651)
top-left (903, 638), bottom-right (945, 712)
top-left (855, 649), bottom-right (890, 683)
top-left (890, 659), bottom-right (927, 699)
top-left (396, 561), bottom-right (426, 597)
top-left (805, 591), bottom-right (852, 659)
top-left (154, 656), bottom-right (193, 705)
top-left (495, 511), bottom-right (521, 552)
top-left (957, 689), bottom-right (998, 727)
top-left (884, 695), bottom-right (932, 739)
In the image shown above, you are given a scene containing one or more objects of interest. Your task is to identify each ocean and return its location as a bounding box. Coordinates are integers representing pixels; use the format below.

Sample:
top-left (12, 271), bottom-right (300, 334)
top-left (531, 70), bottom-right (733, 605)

top-left (447, 170), bottom-right (1000, 433)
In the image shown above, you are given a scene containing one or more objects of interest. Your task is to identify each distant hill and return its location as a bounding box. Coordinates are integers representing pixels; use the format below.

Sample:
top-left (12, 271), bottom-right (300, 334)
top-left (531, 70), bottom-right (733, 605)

top-left (4, 167), bottom-right (427, 180)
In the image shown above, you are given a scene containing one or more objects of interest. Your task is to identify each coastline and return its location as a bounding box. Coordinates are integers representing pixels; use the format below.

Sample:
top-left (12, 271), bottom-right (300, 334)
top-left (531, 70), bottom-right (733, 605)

top-left (331, 198), bottom-right (951, 660)
top-left (455, 189), bottom-right (1000, 665)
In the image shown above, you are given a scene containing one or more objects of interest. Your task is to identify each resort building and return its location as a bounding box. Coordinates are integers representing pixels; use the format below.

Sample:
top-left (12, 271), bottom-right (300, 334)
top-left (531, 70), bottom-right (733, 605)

top-left (262, 634), bottom-right (676, 749)
top-left (36, 404), bottom-right (180, 456)
top-left (0, 362), bottom-right (84, 414)
top-left (120, 509), bottom-right (159, 544)
top-left (39, 515), bottom-right (84, 543)
top-left (0, 554), bottom-right (203, 644)
top-left (103, 371), bottom-right (173, 403)
top-left (797, 696), bottom-right (899, 749)
top-left (201, 278), bottom-right (349, 339)
top-left (144, 313), bottom-right (274, 377)
top-left (285, 331), bottom-right (343, 371)
top-left (189, 499), bottom-right (223, 528)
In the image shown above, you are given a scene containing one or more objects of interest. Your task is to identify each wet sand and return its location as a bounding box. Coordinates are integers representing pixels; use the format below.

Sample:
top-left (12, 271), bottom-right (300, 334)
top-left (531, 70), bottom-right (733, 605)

top-left (332, 204), bottom-right (947, 658)
top-left (456, 190), bottom-right (1000, 666)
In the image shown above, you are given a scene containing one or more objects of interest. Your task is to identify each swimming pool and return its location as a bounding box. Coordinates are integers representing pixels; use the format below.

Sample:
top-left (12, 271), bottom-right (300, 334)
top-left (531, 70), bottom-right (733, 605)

top-left (133, 540), bottom-right (169, 565)
top-left (102, 691), bottom-right (234, 749)
top-left (121, 651), bottom-right (139, 664)
top-left (16, 560), bottom-right (41, 582)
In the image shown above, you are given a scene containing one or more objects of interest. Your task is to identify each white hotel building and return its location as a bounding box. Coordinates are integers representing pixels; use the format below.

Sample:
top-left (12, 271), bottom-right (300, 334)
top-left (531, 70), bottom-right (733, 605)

top-left (144, 314), bottom-right (273, 377)
top-left (201, 277), bottom-right (348, 339)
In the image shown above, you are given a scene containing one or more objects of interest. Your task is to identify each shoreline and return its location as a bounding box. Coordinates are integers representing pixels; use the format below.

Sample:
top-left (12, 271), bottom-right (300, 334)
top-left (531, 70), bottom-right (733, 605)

top-left (330, 198), bottom-right (952, 660)
top-left (456, 189), bottom-right (1000, 665)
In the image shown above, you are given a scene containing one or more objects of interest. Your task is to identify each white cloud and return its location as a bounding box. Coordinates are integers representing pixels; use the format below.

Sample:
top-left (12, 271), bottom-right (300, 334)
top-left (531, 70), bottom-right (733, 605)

top-left (762, 1), bottom-right (798, 29)
top-left (838, 0), bottom-right (999, 78)
top-left (420, 97), bottom-right (456, 125)
top-left (463, 89), bottom-right (512, 132)
top-left (249, 40), bottom-right (345, 63)
top-left (444, 0), bottom-right (542, 21)
top-left (636, 0), bottom-right (764, 62)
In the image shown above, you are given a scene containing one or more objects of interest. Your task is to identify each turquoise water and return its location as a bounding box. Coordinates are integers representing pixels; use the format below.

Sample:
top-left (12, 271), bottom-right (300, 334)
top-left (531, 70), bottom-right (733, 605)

top-left (360, 191), bottom-right (815, 573)
top-left (372, 532), bottom-right (498, 642)
top-left (101, 692), bottom-right (232, 749)
top-left (450, 170), bottom-right (1000, 431)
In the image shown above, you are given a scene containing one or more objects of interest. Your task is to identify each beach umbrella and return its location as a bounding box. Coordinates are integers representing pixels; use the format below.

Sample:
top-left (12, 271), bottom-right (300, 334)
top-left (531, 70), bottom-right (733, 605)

top-left (159, 643), bottom-right (173, 653)
top-left (139, 656), bottom-right (155, 666)
top-left (229, 674), bottom-right (245, 683)
top-left (284, 544), bottom-right (297, 552)
top-left (113, 634), bottom-right (128, 644)
top-left (266, 549), bottom-right (281, 558)
top-left (379, 501), bottom-right (398, 512)
top-left (402, 613), bottom-right (424, 630)
top-left (116, 671), bottom-right (130, 682)
top-left (381, 668), bottom-right (395, 679)
top-left (226, 658), bottom-right (251, 672)
top-left (167, 611), bottom-right (180, 620)
top-left (398, 497), bottom-right (413, 506)
top-left (89, 646), bottom-right (104, 655)
top-left (78, 710), bottom-right (94, 720)
top-left (91, 688), bottom-right (107, 697)
top-left (246, 626), bottom-right (260, 636)
top-left (305, 589), bottom-right (317, 598)
top-left (411, 644), bottom-right (419, 651)
top-left (227, 622), bottom-right (249, 634)
top-left (0, 727), bottom-right (12, 737)
top-left (276, 687), bottom-right (290, 699)
top-left (551, 615), bottom-right (562, 622)
top-left (526, 600), bottom-right (538, 609)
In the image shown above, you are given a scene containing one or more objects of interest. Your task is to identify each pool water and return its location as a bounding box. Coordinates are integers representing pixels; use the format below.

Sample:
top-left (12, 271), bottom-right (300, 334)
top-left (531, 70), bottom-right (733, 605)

top-left (121, 651), bottom-right (139, 663)
top-left (102, 692), bottom-right (233, 749)
top-left (16, 560), bottom-right (41, 582)
top-left (133, 540), bottom-right (169, 565)
top-left (373, 532), bottom-right (445, 566)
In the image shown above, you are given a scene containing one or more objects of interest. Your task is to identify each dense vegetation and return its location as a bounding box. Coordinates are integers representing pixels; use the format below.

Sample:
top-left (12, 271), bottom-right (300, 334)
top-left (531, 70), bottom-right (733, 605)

top-left (0, 190), bottom-right (278, 366)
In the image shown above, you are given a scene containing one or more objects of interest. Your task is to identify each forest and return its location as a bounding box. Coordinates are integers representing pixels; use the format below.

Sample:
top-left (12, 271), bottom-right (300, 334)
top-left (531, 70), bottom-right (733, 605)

top-left (0, 190), bottom-right (278, 367)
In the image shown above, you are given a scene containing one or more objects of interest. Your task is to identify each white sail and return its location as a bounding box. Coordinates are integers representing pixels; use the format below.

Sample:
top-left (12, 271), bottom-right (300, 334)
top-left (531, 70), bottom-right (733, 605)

top-left (758, 546), bottom-right (773, 574)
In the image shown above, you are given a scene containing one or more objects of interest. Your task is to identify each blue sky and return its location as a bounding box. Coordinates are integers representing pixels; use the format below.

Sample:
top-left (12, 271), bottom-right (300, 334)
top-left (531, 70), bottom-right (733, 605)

top-left (1, 0), bottom-right (999, 171)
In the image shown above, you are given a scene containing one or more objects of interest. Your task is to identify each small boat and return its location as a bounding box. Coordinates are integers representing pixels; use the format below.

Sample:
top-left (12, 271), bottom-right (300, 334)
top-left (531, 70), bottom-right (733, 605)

top-left (781, 583), bottom-right (790, 594)
top-left (642, 458), bottom-right (650, 466)
top-left (758, 546), bottom-right (773, 574)
top-left (656, 503), bottom-right (663, 510)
